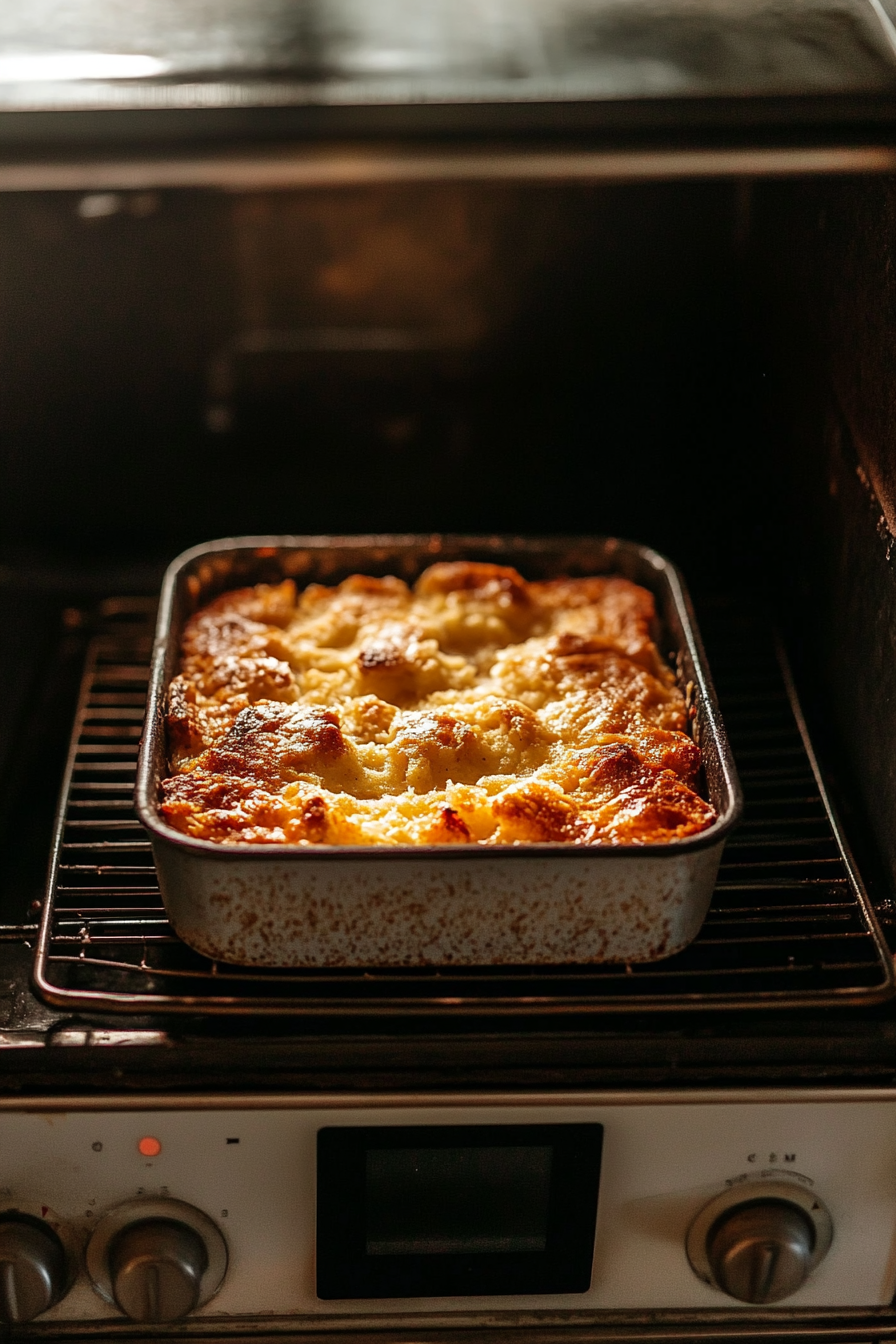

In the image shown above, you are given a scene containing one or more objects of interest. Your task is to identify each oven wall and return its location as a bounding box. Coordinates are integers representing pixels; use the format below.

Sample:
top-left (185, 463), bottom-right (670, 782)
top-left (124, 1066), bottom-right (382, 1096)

top-left (0, 179), bottom-right (759, 577)
top-left (752, 171), bottom-right (896, 894)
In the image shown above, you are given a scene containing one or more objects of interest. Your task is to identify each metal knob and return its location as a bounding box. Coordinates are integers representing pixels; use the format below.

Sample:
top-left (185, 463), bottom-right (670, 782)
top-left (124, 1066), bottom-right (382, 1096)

top-left (0, 1214), bottom-right (67, 1322)
top-left (706, 1198), bottom-right (816, 1304)
top-left (108, 1217), bottom-right (209, 1322)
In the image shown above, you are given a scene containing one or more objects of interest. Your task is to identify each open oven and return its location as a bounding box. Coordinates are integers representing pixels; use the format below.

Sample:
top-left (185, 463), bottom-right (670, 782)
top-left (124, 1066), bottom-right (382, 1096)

top-left (4, 0), bottom-right (896, 1338)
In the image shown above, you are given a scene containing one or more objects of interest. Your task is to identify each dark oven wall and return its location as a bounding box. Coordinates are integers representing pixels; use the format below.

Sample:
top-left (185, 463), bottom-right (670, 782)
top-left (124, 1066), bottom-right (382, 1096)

top-left (750, 171), bottom-right (896, 900)
top-left (0, 178), bottom-right (762, 579)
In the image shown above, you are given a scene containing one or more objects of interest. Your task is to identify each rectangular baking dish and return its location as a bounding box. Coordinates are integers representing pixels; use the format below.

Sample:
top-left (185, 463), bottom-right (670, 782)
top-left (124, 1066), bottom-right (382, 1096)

top-left (135, 535), bottom-right (742, 968)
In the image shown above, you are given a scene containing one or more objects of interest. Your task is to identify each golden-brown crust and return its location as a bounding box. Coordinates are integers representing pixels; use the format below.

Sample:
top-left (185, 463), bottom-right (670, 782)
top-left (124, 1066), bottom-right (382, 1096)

top-left (161, 562), bottom-right (716, 846)
top-left (415, 561), bottom-right (531, 605)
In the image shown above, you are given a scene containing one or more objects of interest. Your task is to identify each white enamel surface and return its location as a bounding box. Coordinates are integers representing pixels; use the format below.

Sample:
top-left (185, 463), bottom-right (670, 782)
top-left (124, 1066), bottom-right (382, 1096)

top-left (155, 840), bottom-right (724, 966)
top-left (3, 1093), bottom-right (895, 1322)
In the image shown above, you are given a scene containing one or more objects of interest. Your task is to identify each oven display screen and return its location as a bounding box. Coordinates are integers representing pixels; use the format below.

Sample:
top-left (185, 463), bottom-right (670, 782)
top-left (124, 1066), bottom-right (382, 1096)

top-left (317, 1123), bottom-right (602, 1299)
top-left (365, 1144), bottom-right (553, 1255)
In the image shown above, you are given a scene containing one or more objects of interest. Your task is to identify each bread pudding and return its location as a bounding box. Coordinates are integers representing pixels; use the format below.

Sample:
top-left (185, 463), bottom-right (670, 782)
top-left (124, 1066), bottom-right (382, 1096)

top-left (160, 561), bottom-right (717, 846)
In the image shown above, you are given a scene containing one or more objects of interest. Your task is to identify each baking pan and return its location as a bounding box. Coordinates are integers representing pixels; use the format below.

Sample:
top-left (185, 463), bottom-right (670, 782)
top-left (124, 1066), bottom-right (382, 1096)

top-left (135, 535), bottom-right (742, 967)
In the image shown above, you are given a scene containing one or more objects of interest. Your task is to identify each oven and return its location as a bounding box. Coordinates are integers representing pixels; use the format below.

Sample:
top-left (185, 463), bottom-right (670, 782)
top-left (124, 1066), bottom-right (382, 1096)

top-left (4, 0), bottom-right (896, 1339)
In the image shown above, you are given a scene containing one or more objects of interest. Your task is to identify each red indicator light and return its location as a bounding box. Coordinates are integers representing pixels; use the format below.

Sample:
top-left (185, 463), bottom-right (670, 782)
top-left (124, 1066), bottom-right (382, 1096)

top-left (138, 1136), bottom-right (162, 1157)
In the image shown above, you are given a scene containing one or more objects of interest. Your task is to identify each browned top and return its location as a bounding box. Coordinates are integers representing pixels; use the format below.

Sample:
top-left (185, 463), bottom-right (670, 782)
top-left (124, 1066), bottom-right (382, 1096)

top-left (160, 562), bottom-right (717, 846)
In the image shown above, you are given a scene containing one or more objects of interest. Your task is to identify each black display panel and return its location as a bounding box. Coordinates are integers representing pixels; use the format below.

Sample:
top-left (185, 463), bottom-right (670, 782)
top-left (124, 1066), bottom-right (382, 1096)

top-left (317, 1123), bottom-right (602, 1299)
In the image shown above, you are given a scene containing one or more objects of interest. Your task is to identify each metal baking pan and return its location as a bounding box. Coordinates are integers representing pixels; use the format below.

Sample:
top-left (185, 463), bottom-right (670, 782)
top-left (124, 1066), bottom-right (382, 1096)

top-left (135, 535), bottom-right (742, 968)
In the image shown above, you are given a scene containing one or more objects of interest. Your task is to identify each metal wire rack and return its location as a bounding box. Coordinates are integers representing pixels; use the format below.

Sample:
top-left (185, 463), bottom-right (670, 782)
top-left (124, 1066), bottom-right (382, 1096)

top-left (33, 597), bottom-right (895, 1015)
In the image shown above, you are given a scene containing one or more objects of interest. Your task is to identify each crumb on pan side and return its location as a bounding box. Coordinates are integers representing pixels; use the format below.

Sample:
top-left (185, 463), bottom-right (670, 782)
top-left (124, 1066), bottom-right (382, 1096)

top-left (160, 562), bottom-right (717, 846)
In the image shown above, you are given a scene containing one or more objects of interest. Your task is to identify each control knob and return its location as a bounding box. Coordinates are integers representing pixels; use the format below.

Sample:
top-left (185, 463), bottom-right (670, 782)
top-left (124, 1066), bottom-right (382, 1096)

top-left (686, 1181), bottom-right (833, 1305)
top-left (108, 1217), bottom-right (209, 1322)
top-left (87, 1197), bottom-right (227, 1322)
top-left (706, 1198), bottom-right (815, 1303)
top-left (0, 1213), bottom-right (67, 1322)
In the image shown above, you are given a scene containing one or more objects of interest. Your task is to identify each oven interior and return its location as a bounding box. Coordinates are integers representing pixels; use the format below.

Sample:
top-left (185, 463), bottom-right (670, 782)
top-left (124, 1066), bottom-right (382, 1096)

top-left (1, 165), bottom-right (896, 1056)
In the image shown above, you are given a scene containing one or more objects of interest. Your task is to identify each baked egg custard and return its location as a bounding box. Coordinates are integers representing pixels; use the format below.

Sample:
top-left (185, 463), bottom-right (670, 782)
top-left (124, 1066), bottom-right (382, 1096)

top-left (160, 562), bottom-right (717, 846)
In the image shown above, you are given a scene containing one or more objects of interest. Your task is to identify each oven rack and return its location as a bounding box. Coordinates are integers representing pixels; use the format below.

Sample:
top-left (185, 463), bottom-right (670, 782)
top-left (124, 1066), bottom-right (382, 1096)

top-left (33, 597), bottom-right (895, 1016)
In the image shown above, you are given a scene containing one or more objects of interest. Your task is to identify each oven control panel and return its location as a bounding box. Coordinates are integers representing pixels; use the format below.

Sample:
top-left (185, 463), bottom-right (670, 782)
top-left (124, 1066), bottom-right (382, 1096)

top-left (0, 1093), bottom-right (892, 1324)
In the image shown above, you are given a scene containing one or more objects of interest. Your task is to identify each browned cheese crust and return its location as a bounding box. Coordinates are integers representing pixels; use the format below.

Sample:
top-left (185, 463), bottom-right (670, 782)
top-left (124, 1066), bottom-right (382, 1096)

top-left (160, 563), bottom-right (717, 846)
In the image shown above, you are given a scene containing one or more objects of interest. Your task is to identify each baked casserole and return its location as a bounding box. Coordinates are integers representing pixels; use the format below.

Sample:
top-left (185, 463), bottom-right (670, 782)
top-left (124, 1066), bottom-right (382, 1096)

top-left (160, 562), bottom-right (717, 847)
top-left (163, 561), bottom-right (720, 844)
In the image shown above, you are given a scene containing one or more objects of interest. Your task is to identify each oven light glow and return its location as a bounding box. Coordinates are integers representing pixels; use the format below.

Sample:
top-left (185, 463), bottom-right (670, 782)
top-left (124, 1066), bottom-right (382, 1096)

top-left (0, 53), bottom-right (169, 83)
top-left (138, 1136), bottom-right (162, 1157)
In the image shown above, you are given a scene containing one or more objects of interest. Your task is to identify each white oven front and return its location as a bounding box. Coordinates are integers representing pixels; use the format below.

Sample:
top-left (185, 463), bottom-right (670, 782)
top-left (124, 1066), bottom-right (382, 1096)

top-left (0, 1088), bottom-right (893, 1326)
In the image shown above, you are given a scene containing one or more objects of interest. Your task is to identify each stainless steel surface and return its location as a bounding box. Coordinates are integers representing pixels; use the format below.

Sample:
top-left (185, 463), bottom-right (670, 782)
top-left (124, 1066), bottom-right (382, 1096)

top-left (0, 1087), bottom-right (894, 1109)
top-left (686, 1181), bottom-right (834, 1305)
top-left (1, 146), bottom-right (896, 193)
top-left (0, 0), bottom-right (895, 112)
top-left (133, 534), bottom-right (742, 969)
top-left (8, 1313), bottom-right (896, 1339)
top-left (86, 1196), bottom-right (228, 1318)
top-left (706, 1201), bottom-right (816, 1304)
top-left (34, 592), bottom-right (894, 1013)
top-left (108, 1218), bottom-right (208, 1321)
top-left (0, 1215), bottom-right (67, 1323)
